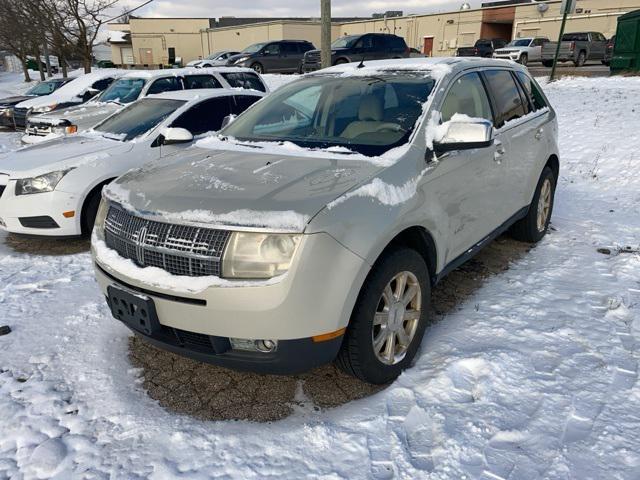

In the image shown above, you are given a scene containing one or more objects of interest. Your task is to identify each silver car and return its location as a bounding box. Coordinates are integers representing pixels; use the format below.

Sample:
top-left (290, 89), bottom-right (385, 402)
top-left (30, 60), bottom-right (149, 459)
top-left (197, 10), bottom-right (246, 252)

top-left (92, 58), bottom-right (559, 384)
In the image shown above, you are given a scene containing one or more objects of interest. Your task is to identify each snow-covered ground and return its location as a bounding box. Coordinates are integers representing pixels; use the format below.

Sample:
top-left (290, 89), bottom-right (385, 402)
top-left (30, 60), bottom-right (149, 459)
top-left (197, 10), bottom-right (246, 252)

top-left (1, 72), bottom-right (640, 479)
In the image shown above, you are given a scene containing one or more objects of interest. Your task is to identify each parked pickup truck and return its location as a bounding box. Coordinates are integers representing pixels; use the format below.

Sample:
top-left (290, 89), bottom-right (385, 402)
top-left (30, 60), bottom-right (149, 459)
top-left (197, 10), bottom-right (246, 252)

top-left (541, 32), bottom-right (608, 67)
top-left (457, 38), bottom-right (507, 58)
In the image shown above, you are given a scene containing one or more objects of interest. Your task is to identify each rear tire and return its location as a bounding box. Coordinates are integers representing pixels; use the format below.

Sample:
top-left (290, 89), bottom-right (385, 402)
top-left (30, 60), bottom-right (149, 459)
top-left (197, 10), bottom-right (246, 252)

top-left (510, 167), bottom-right (557, 243)
top-left (575, 51), bottom-right (586, 67)
top-left (251, 62), bottom-right (264, 74)
top-left (335, 248), bottom-right (430, 384)
top-left (334, 58), bottom-right (349, 65)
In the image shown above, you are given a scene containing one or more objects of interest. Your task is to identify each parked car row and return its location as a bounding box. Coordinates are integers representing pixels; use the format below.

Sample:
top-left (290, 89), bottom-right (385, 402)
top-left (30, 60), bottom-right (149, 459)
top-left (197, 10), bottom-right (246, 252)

top-left (456, 31), bottom-right (612, 68)
top-left (0, 57), bottom-right (559, 385)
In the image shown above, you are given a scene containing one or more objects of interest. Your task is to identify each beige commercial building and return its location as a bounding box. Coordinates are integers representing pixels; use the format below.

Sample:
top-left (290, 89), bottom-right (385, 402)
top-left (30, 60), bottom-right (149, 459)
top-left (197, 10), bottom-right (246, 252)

top-left (108, 0), bottom-right (640, 68)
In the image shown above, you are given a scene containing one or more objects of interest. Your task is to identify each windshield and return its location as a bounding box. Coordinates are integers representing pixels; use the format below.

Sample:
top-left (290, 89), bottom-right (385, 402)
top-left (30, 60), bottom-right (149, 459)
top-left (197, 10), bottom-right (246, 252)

top-left (332, 36), bottom-right (360, 49)
top-left (507, 39), bottom-right (532, 47)
top-left (221, 73), bottom-right (435, 156)
top-left (100, 78), bottom-right (146, 104)
top-left (242, 43), bottom-right (267, 54)
top-left (27, 81), bottom-right (62, 96)
top-left (94, 98), bottom-right (185, 141)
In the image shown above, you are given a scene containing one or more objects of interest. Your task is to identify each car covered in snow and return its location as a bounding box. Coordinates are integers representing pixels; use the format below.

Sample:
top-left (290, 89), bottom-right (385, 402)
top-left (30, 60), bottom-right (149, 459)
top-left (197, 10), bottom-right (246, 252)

top-left (0, 77), bottom-right (73, 129)
top-left (23, 67), bottom-right (268, 144)
top-left (13, 71), bottom-right (124, 129)
top-left (186, 51), bottom-right (240, 68)
top-left (492, 37), bottom-right (549, 65)
top-left (0, 88), bottom-right (265, 237)
top-left (91, 58), bottom-right (559, 384)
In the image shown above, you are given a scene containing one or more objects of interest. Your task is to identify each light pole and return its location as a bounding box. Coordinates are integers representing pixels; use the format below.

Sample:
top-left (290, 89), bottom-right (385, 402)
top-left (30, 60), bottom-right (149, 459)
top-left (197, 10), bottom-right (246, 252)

top-left (321, 0), bottom-right (331, 69)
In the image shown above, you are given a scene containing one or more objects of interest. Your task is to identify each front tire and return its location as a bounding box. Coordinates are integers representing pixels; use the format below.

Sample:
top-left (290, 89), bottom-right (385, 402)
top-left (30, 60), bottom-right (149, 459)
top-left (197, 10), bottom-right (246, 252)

top-left (251, 62), bottom-right (264, 74)
top-left (335, 248), bottom-right (430, 384)
top-left (519, 53), bottom-right (528, 66)
top-left (510, 166), bottom-right (557, 243)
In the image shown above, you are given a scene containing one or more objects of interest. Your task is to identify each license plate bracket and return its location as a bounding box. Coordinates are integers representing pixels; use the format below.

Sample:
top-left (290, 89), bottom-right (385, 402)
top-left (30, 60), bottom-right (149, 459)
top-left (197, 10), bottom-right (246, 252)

top-left (107, 285), bottom-right (160, 336)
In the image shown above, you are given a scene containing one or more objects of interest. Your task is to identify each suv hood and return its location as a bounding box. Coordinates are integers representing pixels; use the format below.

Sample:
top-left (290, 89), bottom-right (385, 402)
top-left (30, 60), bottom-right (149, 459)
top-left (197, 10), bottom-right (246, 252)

top-left (0, 134), bottom-right (133, 177)
top-left (29, 103), bottom-right (121, 126)
top-left (227, 53), bottom-right (254, 63)
top-left (106, 148), bottom-right (383, 232)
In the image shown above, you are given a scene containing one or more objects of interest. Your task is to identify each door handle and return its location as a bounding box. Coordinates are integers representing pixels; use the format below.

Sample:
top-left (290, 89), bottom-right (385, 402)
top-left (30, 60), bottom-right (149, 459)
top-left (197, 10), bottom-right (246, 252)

top-left (535, 128), bottom-right (544, 140)
top-left (494, 140), bottom-right (505, 163)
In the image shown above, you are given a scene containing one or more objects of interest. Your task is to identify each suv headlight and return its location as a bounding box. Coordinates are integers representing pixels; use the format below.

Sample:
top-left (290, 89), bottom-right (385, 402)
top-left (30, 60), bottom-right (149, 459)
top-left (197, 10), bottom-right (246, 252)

top-left (15, 169), bottom-right (73, 196)
top-left (32, 104), bottom-right (57, 114)
top-left (52, 124), bottom-right (78, 135)
top-left (93, 198), bottom-right (110, 240)
top-left (222, 232), bottom-right (301, 279)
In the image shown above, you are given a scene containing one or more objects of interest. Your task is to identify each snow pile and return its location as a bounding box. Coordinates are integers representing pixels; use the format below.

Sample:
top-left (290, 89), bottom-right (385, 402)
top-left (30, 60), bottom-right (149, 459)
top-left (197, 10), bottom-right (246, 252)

top-left (1, 75), bottom-right (640, 479)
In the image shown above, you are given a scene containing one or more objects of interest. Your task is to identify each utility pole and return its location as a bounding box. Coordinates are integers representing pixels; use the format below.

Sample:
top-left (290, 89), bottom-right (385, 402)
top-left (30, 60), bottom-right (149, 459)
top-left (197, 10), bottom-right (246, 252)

top-left (550, 0), bottom-right (575, 82)
top-left (321, 0), bottom-right (331, 69)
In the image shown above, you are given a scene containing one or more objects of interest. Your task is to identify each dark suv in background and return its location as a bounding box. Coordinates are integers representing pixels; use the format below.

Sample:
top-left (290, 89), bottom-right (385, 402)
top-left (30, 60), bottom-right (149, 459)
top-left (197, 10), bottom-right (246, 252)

top-left (226, 40), bottom-right (315, 74)
top-left (302, 33), bottom-right (410, 72)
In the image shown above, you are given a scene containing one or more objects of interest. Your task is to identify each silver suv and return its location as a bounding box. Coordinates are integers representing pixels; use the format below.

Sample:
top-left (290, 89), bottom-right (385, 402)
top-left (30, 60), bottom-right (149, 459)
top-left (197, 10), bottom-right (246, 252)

top-left (92, 58), bottom-right (559, 384)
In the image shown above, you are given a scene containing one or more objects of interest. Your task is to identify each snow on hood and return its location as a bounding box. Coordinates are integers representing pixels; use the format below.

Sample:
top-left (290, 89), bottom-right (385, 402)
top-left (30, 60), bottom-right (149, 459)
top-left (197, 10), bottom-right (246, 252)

top-left (16, 71), bottom-right (126, 110)
top-left (103, 147), bottom-right (383, 233)
top-left (0, 134), bottom-right (132, 177)
top-left (28, 103), bottom-right (121, 126)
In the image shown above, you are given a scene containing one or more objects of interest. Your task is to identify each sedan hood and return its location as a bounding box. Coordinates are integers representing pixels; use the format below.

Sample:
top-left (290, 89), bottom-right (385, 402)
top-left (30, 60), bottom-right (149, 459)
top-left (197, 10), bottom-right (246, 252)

top-left (0, 95), bottom-right (32, 107)
top-left (29, 103), bottom-right (121, 127)
top-left (0, 134), bottom-right (132, 177)
top-left (106, 148), bottom-right (383, 232)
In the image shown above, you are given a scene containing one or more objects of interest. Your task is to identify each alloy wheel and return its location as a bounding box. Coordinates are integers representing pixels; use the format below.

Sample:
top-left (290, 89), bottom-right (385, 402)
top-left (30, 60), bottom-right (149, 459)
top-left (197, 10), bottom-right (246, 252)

top-left (537, 178), bottom-right (552, 232)
top-left (372, 271), bottom-right (422, 365)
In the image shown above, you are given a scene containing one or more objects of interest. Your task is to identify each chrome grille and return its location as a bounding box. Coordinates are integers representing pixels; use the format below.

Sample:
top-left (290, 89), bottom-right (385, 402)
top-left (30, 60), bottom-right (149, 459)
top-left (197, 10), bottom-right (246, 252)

top-left (104, 206), bottom-right (231, 277)
top-left (13, 107), bottom-right (28, 128)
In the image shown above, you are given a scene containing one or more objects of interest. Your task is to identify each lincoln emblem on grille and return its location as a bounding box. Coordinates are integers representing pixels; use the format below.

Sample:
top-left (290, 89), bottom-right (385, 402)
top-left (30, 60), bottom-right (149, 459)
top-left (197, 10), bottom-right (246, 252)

top-left (135, 225), bottom-right (148, 265)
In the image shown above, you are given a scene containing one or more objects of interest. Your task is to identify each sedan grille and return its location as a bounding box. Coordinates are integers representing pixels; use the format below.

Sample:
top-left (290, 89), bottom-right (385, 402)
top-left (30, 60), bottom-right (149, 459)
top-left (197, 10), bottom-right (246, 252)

top-left (104, 206), bottom-right (231, 277)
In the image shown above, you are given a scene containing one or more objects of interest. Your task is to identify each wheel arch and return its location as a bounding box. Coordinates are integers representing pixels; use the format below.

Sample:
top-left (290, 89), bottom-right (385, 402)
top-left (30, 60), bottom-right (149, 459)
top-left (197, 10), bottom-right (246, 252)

top-left (545, 154), bottom-right (560, 180)
top-left (80, 177), bottom-right (116, 233)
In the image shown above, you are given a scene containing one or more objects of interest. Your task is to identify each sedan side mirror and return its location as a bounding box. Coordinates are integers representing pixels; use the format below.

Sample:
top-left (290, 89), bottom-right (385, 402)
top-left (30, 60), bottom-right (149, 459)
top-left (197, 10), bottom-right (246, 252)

top-left (433, 118), bottom-right (494, 154)
top-left (221, 114), bottom-right (236, 129)
top-left (160, 127), bottom-right (194, 145)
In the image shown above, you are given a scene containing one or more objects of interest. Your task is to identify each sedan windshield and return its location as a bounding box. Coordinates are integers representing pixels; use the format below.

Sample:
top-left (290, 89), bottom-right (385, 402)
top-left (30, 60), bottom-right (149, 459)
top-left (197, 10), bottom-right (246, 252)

top-left (221, 73), bottom-right (435, 156)
top-left (100, 78), bottom-right (146, 104)
top-left (27, 80), bottom-right (63, 96)
top-left (94, 98), bottom-right (185, 141)
top-left (507, 39), bottom-right (533, 47)
top-left (242, 43), bottom-right (267, 54)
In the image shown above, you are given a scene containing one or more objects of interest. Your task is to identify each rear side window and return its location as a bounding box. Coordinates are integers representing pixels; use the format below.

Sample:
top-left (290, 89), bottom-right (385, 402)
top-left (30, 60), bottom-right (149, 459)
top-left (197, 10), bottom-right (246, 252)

top-left (147, 77), bottom-right (182, 95)
top-left (222, 72), bottom-right (266, 92)
top-left (562, 33), bottom-right (588, 42)
top-left (171, 97), bottom-right (231, 135)
top-left (282, 43), bottom-right (299, 54)
top-left (440, 72), bottom-right (493, 124)
top-left (482, 70), bottom-right (527, 127)
top-left (231, 95), bottom-right (262, 115)
top-left (516, 72), bottom-right (548, 111)
top-left (184, 75), bottom-right (222, 89)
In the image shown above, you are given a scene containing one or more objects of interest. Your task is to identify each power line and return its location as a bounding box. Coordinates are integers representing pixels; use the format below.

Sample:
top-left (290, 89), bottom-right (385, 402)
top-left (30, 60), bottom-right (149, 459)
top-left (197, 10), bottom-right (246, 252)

top-left (104, 0), bottom-right (155, 23)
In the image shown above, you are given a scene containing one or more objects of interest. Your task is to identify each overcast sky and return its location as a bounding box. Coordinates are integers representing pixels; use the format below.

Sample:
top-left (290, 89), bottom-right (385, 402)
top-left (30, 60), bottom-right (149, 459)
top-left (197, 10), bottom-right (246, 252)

top-left (116, 0), bottom-right (485, 19)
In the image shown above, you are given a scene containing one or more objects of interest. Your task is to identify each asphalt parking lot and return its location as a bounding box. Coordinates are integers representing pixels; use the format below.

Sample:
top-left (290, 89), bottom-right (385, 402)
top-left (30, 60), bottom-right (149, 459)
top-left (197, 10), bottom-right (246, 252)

top-left (528, 62), bottom-right (611, 78)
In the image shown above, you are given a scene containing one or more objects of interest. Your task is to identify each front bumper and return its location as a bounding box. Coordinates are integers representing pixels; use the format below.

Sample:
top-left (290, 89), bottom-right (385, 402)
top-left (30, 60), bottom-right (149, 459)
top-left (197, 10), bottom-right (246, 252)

top-left (493, 53), bottom-right (521, 61)
top-left (0, 182), bottom-right (81, 236)
top-left (93, 231), bottom-right (370, 372)
top-left (302, 62), bottom-right (321, 72)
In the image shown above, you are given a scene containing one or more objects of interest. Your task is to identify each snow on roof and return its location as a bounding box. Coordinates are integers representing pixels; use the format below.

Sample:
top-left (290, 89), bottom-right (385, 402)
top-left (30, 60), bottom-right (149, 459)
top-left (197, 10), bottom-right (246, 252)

top-left (148, 88), bottom-right (264, 102)
top-left (17, 70), bottom-right (128, 109)
top-left (108, 30), bottom-right (130, 43)
top-left (121, 66), bottom-right (255, 79)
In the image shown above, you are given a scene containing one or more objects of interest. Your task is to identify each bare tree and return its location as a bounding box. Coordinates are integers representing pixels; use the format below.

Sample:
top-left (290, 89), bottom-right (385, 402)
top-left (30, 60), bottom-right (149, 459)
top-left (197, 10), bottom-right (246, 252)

top-left (0, 0), bottom-right (39, 82)
top-left (56, 0), bottom-right (121, 73)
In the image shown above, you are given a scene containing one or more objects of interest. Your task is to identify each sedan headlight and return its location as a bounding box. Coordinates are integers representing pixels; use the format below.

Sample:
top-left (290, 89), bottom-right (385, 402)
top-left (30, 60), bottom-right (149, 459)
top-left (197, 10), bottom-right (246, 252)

top-left (93, 198), bottom-right (110, 240)
top-left (32, 104), bottom-right (57, 114)
top-left (222, 232), bottom-right (301, 279)
top-left (15, 169), bottom-right (73, 196)
top-left (233, 56), bottom-right (250, 64)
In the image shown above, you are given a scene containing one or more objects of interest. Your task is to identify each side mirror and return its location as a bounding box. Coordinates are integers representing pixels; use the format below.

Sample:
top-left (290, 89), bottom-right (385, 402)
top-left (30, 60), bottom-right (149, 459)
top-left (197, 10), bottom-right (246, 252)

top-left (160, 127), bottom-right (194, 145)
top-left (221, 114), bottom-right (236, 129)
top-left (432, 118), bottom-right (494, 155)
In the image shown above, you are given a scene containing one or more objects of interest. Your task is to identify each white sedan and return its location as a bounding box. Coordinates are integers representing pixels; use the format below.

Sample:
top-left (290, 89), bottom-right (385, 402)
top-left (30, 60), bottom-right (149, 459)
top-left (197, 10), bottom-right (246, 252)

top-left (0, 88), bottom-right (264, 237)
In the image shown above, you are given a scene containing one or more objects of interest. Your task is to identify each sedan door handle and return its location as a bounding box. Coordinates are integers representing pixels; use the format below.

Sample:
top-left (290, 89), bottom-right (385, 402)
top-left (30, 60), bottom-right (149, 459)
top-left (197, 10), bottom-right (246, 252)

top-left (535, 128), bottom-right (544, 140)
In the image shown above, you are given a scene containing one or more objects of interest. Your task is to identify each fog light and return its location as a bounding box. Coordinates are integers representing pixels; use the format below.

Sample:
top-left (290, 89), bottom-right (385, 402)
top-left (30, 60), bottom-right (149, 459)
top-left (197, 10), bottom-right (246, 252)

top-left (255, 339), bottom-right (278, 353)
